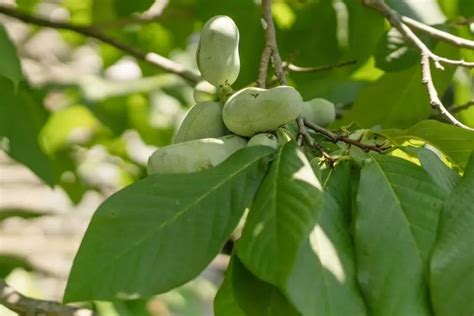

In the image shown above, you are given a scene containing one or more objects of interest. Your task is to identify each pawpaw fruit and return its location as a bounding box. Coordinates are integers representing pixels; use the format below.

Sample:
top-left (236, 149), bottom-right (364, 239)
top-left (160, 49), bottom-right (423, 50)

top-left (193, 81), bottom-right (217, 103)
top-left (197, 15), bottom-right (240, 87)
top-left (147, 135), bottom-right (246, 174)
top-left (247, 133), bottom-right (278, 149)
top-left (301, 98), bottom-right (336, 127)
top-left (222, 86), bottom-right (303, 137)
top-left (173, 101), bottom-right (228, 143)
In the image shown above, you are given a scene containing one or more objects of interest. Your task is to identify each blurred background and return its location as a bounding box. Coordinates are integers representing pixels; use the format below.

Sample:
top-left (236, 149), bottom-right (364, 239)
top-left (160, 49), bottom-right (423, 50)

top-left (0, 0), bottom-right (472, 315)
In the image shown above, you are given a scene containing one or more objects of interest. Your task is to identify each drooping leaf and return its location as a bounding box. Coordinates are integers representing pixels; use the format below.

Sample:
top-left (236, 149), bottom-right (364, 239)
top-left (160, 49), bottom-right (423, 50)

top-left (214, 257), bottom-right (299, 316)
top-left (64, 146), bottom-right (273, 302)
top-left (430, 153), bottom-right (474, 316)
top-left (382, 120), bottom-right (474, 169)
top-left (285, 190), bottom-right (367, 315)
top-left (237, 141), bottom-right (323, 286)
top-left (0, 77), bottom-right (55, 186)
top-left (355, 155), bottom-right (446, 315)
top-left (0, 26), bottom-right (23, 88)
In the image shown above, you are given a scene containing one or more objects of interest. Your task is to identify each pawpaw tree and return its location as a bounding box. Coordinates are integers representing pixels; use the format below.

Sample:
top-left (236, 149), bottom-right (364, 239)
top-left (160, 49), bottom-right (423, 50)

top-left (0, 0), bottom-right (473, 315)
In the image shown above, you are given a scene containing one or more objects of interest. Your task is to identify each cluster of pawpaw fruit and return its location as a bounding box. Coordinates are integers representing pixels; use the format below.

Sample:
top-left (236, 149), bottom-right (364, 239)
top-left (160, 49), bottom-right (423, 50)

top-left (148, 15), bottom-right (336, 175)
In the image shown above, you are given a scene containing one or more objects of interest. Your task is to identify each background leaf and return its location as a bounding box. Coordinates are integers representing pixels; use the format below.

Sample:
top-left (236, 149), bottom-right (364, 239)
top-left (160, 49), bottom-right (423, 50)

top-left (114, 0), bottom-right (154, 17)
top-left (0, 77), bottom-right (55, 186)
top-left (64, 146), bottom-right (273, 302)
top-left (340, 43), bottom-right (458, 129)
top-left (374, 28), bottom-right (420, 72)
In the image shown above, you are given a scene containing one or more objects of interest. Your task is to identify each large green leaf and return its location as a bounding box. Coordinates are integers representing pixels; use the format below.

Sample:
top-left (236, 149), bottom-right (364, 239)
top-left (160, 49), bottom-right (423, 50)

top-left (0, 26), bottom-right (23, 87)
top-left (355, 155), bottom-right (446, 315)
top-left (237, 141), bottom-right (323, 286)
top-left (284, 163), bottom-right (367, 316)
top-left (382, 120), bottom-right (474, 169)
top-left (64, 146), bottom-right (273, 302)
top-left (340, 43), bottom-right (457, 129)
top-left (0, 77), bottom-right (55, 186)
top-left (214, 257), bottom-right (299, 316)
top-left (430, 153), bottom-right (474, 316)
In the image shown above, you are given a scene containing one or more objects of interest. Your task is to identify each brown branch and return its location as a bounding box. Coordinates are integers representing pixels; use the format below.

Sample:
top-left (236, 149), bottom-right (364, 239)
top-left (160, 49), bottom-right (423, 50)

top-left (284, 60), bottom-right (357, 73)
top-left (0, 279), bottom-right (94, 316)
top-left (401, 16), bottom-right (474, 50)
top-left (0, 5), bottom-right (201, 84)
top-left (258, 0), bottom-right (287, 86)
top-left (361, 0), bottom-right (474, 130)
top-left (257, 46), bottom-right (272, 88)
top-left (297, 115), bottom-right (314, 146)
top-left (421, 54), bottom-right (474, 130)
top-left (451, 100), bottom-right (474, 114)
top-left (304, 119), bottom-right (391, 153)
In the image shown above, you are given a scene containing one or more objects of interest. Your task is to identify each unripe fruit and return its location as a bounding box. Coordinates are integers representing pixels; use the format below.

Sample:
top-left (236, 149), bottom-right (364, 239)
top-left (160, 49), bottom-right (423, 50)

top-left (222, 86), bottom-right (303, 137)
top-left (301, 98), bottom-right (336, 127)
top-left (193, 81), bottom-right (218, 103)
top-left (147, 135), bottom-right (246, 175)
top-left (247, 133), bottom-right (278, 149)
top-left (197, 15), bottom-right (240, 87)
top-left (173, 101), bottom-right (228, 144)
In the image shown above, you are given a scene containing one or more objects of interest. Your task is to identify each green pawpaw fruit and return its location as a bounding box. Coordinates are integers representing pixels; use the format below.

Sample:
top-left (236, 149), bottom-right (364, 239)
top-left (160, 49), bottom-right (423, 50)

top-left (147, 135), bottom-right (246, 175)
top-left (193, 81), bottom-right (218, 103)
top-left (197, 15), bottom-right (240, 87)
top-left (173, 101), bottom-right (228, 143)
top-left (247, 133), bottom-right (278, 149)
top-left (222, 86), bottom-right (303, 137)
top-left (301, 98), bottom-right (336, 127)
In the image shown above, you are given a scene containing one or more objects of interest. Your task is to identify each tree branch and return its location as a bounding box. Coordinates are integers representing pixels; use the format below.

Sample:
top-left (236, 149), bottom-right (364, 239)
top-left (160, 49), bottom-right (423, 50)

top-left (0, 279), bottom-right (94, 316)
top-left (0, 5), bottom-right (201, 84)
top-left (304, 119), bottom-right (391, 153)
top-left (451, 100), bottom-right (474, 114)
top-left (421, 54), bottom-right (474, 130)
top-left (257, 46), bottom-right (272, 88)
top-left (258, 0), bottom-right (287, 87)
top-left (401, 16), bottom-right (474, 50)
top-left (361, 0), bottom-right (474, 131)
top-left (284, 59), bottom-right (357, 73)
